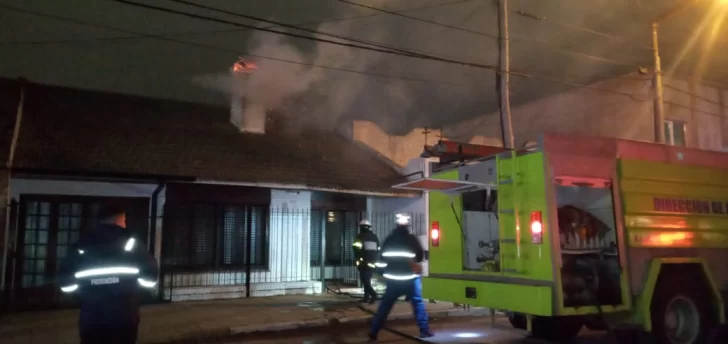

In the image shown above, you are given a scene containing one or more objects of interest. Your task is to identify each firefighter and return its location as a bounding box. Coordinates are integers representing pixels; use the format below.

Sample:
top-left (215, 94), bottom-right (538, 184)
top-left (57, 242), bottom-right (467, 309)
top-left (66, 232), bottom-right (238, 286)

top-left (368, 214), bottom-right (433, 341)
top-left (58, 205), bottom-right (158, 344)
top-left (352, 219), bottom-right (379, 304)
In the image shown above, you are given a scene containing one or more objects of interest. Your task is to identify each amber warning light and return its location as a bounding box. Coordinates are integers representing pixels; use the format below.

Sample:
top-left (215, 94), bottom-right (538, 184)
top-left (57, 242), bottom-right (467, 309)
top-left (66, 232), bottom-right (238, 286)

top-left (431, 221), bottom-right (440, 247)
top-left (531, 211), bottom-right (543, 244)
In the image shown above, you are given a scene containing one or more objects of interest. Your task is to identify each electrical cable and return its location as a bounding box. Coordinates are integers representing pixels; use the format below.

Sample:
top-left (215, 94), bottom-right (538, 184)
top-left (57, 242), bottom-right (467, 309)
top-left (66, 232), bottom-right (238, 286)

top-left (0, 0), bottom-right (474, 47)
top-left (336, 0), bottom-right (499, 39)
top-left (165, 0), bottom-right (486, 68)
top-left (166, 0), bottom-right (439, 60)
top-left (2, 3), bottom-right (659, 104)
top-left (336, 0), bottom-right (653, 69)
top-left (110, 0), bottom-right (500, 69)
top-left (0, 4), bottom-right (479, 89)
top-left (113, 0), bottom-right (664, 102)
top-left (511, 7), bottom-right (728, 83)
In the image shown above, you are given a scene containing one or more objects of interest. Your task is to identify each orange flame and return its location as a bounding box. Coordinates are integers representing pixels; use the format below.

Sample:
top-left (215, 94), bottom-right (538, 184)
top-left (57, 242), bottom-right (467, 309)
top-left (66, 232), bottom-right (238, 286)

top-left (232, 58), bottom-right (257, 73)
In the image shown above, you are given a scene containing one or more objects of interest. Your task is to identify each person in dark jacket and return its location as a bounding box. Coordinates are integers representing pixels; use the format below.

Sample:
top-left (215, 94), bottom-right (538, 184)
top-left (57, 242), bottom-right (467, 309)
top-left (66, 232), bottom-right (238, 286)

top-left (58, 205), bottom-right (159, 344)
top-left (368, 214), bottom-right (433, 341)
top-left (352, 219), bottom-right (380, 304)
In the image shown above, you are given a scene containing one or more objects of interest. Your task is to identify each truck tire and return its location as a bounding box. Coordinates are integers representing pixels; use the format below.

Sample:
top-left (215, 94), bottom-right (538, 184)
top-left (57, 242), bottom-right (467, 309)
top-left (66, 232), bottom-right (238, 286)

top-left (531, 316), bottom-right (583, 341)
top-left (650, 270), bottom-right (716, 344)
top-left (507, 312), bottom-right (527, 330)
top-left (584, 318), bottom-right (608, 331)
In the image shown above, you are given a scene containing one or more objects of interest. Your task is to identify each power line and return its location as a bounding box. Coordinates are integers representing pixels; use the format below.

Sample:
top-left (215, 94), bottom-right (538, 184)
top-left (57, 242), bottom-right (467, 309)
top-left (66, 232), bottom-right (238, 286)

top-left (336, 0), bottom-right (649, 68)
top-left (114, 0), bottom-right (655, 99)
top-left (1, 3), bottom-right (655, 103)
top-left (110, 0), bottom-right (503, 71)
top-left (512, 8), bottom-right (728, 80)
top-left (164, 0), bottom-right (478, 64)
top-left (0, 0), bottom-right (474, 46)
top-left (0, 4), bottom-right (478, 88)
top-left (335, 0), bottom-right (499, 39)
top-left (165, 0), bottom-right (439, 59)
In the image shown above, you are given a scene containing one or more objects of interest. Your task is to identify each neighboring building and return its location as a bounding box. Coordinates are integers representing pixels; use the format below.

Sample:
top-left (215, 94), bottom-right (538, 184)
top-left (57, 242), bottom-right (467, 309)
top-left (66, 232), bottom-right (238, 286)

top-left (343, 74), bottom-right (727, 163)
top-left (443, 73), bottom-right (727, 151)
top-left (0, 78), bottom-right (418, 309)
top-left (340, 73), bottom-right (728, 276)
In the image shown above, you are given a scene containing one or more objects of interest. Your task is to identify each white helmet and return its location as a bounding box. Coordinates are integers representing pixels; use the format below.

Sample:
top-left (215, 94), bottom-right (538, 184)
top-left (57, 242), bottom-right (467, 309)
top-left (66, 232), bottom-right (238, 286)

top-left (395, 214), bottom-right (411, 226)
top-left (359, 220), bottom-right (372, 227)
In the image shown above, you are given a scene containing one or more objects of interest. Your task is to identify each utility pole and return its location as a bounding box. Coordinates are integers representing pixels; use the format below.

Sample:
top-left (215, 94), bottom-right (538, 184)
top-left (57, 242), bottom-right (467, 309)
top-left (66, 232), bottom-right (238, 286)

top-left (649, 0), bottom-right (702, 144)
top-left (497, 0), bottom-right (515, 149)
top-left (651, 22), bottom-right (666, 144)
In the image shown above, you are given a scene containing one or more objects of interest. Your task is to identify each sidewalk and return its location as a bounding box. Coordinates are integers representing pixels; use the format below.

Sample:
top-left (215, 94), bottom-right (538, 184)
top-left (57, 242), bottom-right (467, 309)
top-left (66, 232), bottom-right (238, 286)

top-left (0, 294), bottom-right (487, 344)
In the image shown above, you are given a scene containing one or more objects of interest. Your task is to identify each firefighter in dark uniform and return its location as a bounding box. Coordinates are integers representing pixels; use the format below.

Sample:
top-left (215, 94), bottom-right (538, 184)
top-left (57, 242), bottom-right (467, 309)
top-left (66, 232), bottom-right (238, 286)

top-left (58, 205), bottom-right (159, 344)
top-left (368, 214), bottom-right (433, 341)
top-left (352, 220), bottom-right (379, 304)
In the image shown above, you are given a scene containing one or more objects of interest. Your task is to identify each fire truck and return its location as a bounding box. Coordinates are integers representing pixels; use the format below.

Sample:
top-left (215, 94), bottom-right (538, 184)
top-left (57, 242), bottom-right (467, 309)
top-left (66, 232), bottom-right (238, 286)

top-left (393, 133), bottom-right (728, 343)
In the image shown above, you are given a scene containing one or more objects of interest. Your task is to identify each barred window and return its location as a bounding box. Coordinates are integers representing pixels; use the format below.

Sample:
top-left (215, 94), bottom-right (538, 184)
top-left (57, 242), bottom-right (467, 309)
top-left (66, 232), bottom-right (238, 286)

top-left (162, 203), bottom-right (268, 269)
top-left (309, 210), bottom-right (360, 266)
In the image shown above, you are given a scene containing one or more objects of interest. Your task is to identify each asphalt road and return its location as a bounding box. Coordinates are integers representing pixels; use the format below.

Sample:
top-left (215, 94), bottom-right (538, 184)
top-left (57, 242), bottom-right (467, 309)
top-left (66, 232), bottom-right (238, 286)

top-left (219, 316), bottom-right (608, 344)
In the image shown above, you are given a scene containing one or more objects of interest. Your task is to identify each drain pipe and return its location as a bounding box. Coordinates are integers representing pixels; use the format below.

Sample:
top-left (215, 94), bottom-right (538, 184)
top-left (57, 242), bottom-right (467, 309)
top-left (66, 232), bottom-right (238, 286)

top-left (1, 80), bottom-right (25, 294)
top-left (149, 180), bottom-right (165, 301)
top-left (149, 180), bottom-right (165, 254)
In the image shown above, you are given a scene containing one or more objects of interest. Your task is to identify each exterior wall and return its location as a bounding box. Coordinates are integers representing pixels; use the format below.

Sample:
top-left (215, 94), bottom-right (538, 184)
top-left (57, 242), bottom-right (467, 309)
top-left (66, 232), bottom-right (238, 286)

top-left (166, 189), bottom-right (320, 301)
top-left (444, 74), bottom-right (727, 151)
top-left (8, 177), bottom-right (162, 252)
top-left (345, 121), bottom-right (502, 168)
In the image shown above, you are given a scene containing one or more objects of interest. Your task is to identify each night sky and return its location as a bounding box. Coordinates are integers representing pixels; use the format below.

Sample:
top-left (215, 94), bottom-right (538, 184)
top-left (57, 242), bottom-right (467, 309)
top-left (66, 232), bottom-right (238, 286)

top-left (1, 0), bottom-right (725, 134)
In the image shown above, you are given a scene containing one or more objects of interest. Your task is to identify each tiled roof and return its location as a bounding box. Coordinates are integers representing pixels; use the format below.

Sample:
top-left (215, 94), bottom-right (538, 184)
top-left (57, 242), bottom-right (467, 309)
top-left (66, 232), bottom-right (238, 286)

top-left (0, 79), bottom-right (412, 196)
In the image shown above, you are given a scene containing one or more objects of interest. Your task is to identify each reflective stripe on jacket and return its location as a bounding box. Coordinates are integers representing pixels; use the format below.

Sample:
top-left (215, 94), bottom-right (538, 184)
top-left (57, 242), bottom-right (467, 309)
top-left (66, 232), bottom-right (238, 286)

top-left (378, 226), bottom-right (424, 280)
top-left (353, 230), bottom-right (380, 267)
top-left (58, 224), bottom-right (159, 327)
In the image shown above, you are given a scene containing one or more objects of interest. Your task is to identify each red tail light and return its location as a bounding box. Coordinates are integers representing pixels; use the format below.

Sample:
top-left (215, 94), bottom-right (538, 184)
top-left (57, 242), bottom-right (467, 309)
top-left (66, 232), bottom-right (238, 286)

top-left (431, 221), bottom-right (440, 247)
top-left (531, 211), bottom-right (543, 244)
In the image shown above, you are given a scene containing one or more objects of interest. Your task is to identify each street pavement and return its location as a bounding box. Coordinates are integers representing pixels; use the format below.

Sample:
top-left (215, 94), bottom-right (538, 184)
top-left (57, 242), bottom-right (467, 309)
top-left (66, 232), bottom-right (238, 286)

top-left (0, 294), bottom-right (483, 344)
top-left (217, 315), bottom-right (609, 344)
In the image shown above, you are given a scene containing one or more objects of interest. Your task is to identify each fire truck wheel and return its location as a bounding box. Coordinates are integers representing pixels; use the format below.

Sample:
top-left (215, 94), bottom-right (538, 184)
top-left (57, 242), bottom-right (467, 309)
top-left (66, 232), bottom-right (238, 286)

top-left (530, 316), bottom-right (583, 341)
top-left (507, 312), bottom-right (527, 330)
top-left (650, 269), bottom-right (716, 344)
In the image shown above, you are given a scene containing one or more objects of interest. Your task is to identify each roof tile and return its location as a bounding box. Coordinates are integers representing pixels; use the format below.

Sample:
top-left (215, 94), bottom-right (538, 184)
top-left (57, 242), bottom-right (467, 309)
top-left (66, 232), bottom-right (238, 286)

top-left (0, 79), bottom-right (411, 196)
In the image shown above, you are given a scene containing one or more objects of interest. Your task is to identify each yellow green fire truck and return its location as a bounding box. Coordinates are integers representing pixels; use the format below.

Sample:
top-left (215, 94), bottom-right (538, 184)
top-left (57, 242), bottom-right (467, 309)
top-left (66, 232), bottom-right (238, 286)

top-left (393, 133), bottom-right (728, 343)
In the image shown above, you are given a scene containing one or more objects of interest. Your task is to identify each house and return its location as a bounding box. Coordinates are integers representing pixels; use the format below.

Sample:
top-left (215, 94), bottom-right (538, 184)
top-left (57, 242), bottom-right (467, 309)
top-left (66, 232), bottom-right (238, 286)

top-left (0, 78), bottom-right (421, 309)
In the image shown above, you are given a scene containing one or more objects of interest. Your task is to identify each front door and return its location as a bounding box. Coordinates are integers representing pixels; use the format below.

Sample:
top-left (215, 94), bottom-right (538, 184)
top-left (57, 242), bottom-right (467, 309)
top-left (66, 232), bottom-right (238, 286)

top-left (13, 196), bottom-right (149, 309)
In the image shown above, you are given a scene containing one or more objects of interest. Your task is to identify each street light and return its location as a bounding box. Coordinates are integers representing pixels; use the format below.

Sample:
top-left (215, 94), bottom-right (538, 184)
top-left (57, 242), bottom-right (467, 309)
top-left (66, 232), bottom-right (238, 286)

top-left (650, 0), bottom-right (727, 144)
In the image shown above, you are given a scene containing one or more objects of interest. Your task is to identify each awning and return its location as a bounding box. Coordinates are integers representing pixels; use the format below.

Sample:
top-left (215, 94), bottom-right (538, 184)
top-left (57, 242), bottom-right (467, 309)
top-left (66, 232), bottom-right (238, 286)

top-left (391, 178), bottom-right (493, 194)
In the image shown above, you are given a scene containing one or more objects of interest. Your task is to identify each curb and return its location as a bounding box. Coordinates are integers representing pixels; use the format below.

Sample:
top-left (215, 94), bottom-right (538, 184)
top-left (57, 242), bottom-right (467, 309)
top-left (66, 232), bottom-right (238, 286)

top-left (229, 308), bottom-right (491, 335)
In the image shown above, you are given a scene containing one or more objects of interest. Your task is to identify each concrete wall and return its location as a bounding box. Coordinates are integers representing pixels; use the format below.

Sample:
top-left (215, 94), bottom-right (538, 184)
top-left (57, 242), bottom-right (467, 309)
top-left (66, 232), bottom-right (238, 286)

top-left (445, 74), bottom-right (727, 151)
top-left (345, 121), bottom-right (502, 168)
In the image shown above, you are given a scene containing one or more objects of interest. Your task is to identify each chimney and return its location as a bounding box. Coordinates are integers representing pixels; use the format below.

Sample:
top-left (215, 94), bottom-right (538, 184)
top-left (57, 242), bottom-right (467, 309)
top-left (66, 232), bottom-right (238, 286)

top-left (230, 58), bottom-right (265, 134)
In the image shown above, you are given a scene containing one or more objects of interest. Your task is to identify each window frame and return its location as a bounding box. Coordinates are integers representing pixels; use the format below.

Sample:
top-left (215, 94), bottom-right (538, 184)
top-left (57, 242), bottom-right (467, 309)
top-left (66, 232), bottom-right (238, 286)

top-left (15, 194), bottom-right (149, 290)
top-left (664, 119), bottom-right (687, 147)
top-left (161, 202), bottom-right (270, 272)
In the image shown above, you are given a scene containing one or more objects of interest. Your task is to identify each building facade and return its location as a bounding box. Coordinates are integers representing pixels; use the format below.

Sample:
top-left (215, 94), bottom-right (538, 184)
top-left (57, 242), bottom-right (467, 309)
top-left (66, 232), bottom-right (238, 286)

top-left (0, 79), bottom-right (419, 309)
